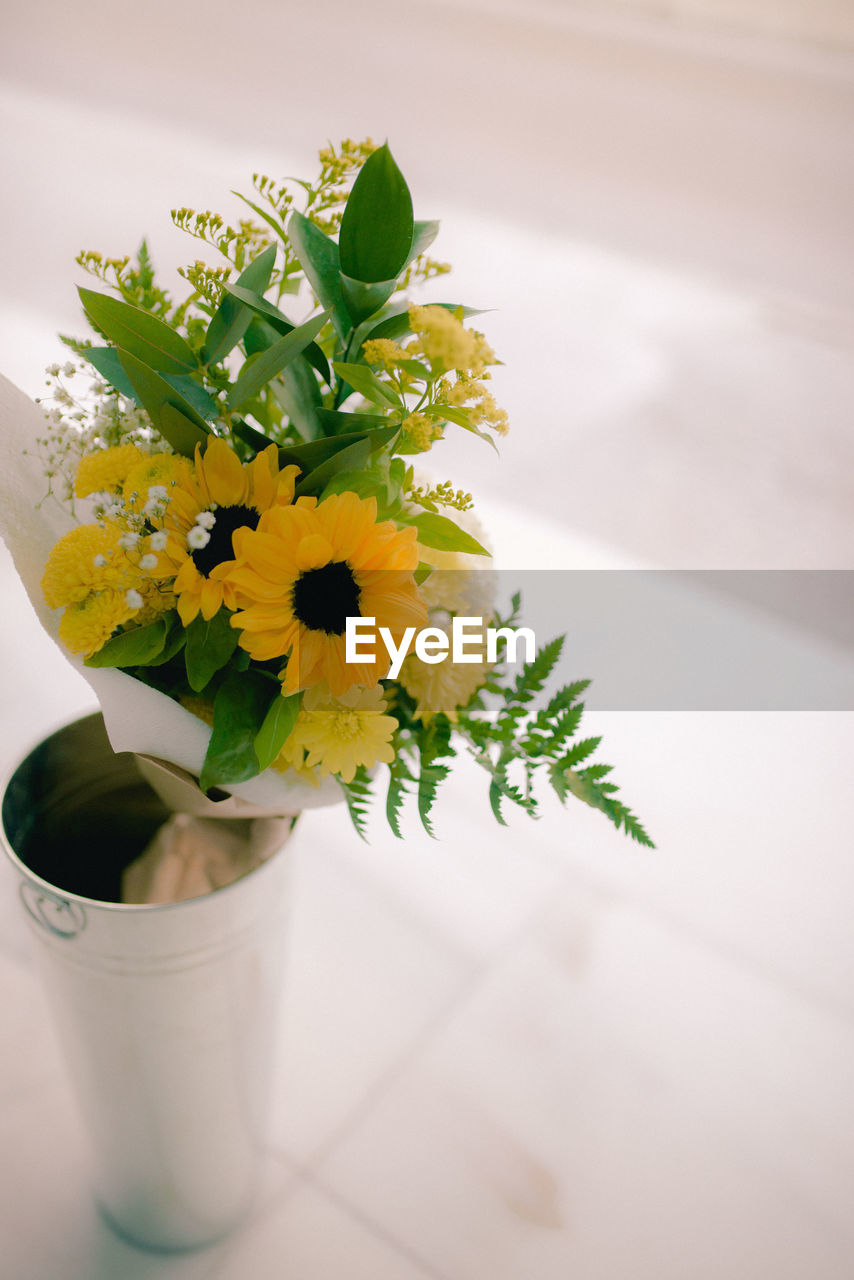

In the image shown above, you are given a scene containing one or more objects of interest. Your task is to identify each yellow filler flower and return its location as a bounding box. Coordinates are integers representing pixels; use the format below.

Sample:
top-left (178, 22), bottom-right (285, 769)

top-left (228, 491), bottom-right (427, 696)
top-left (160, 438), bottom-right (299, 626)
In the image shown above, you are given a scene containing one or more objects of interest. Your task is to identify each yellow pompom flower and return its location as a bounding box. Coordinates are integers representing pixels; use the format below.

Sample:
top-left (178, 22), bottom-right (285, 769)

top-left (399, 412), bottom-right (442, 454)
top-left (399, 645), bottom-right (490, 723)
top-left (288, 683), bottom-right (396, 783)
top-left (361, 337), bottom-right (406, 369)
top-left (42, 523), bottom-right (139, 608)
top-left (227, 491), bottom-right (427, 696)
top-left (74, 444), bottom-right (145, 498)
top-left (57, 590), bottom-right (137, 657)
top-left (158, 438), bottom-right (300, 627)
top-left (122, 452), bottom-right (193, 513)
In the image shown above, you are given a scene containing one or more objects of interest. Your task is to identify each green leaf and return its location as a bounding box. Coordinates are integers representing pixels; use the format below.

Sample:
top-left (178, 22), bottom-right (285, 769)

top-left (199, 670), bottom-right (273, 793)
top-left (232, 191), bottom-right (287, 241)
top-left (79, 287), bottom-right (196, 374)
top-left (184, 608), bottom-right (241, 693)
top-left (320, 464), bottom-right (392, 503)
top-left (162, 375), bottom-right (219, 422)
top-left (331, 361), bottom-right (401, 408)
top-left (287, 212), bottom-right (350, 339)
top-left (339, 274), bottom-right (397, 327)
top-left (84, 617), bottom-right (168, 668)
top-left (277, 422), bottom-right (399, 475)
top-left (272, 357), bottom-right (322, 440)
top-left (224, 284), bottom-right (331, 384)
top-left (338, 144), bottom-right (413, 284)
top-left (84, 346), bottom-right (139, 401)
top-left (232, 418), bottom-right (276, 453)
top-left (253, 692), bottom-right (301, 773)
top-left (289, 424), bottom-right (400, 497)
top-left (386, 755), bottom-right (414, 838)
top-left (116, 349), bottom-right (211, 455)
top-left (226, 310), bottom-right (330, 411)
top-left (202, 245), bottom-right (277, 365)
top-left (341, 765), bottom-right (372, 841)
top-left (406, 512), bottom-right (489, 556)
top-left (405, 219), bottom-right (440, 267)
top-left (316, 409), bottom-right (389, 435)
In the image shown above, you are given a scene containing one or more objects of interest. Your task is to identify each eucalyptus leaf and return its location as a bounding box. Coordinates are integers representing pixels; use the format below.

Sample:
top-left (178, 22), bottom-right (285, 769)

top-left (226, 310), bottom-right (329, 412)
top-left (287, 212), bottom-right (350, 339)
top-left (331, 361), bottom-right (401, 408)
top-left (254, 692), bottom-right (301, 773)
top-left (272, 357), bottom-right (322, 440)
top-left (84, 617), bottom-right (168, 668)
top-left (316, 409), bottom-right (389, 435)
top-left (184, 608), bottom-right (241, 692)
top-left (162, 375), bottom-right (219, 421)
top-left (79, 288), bottom-right (196, 374)
top-left (339, 273), bottom-right (397, 327)
top-left (406, 512), bottom-right (490, 556)
top-left (84, 347), bottom-right (139, 402)
top-left (199, 669), bottom-right (275, 792)
top-left (277, 422), bottom-right (398, 475)
top-left (338, 144), bottom-right (413, 284)
top-left (296, 437), bottom-right (372, 497)
top-left (202, 245), bottom-right (276, 365)
top-left (117, 350), bottom-right (211, 456)
top-left (232, 418), bottom-right (277, 453)
top-left (224, 284), bottom-right (331, 383)
top-left (405, 219), bottom-right (440, 268)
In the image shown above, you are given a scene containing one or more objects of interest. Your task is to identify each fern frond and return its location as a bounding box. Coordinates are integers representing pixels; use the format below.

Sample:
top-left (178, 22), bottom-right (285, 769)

top-left (340, 766), bottom-right (372, 842)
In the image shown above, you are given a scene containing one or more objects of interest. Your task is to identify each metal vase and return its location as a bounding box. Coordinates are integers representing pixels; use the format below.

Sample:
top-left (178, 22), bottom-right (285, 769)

top-left (0, 713), bottom-right (293, 1252)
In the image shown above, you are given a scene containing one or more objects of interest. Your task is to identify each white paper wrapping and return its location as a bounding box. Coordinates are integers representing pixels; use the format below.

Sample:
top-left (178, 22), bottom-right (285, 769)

top-left (0, 370), bottom-right (342, 814)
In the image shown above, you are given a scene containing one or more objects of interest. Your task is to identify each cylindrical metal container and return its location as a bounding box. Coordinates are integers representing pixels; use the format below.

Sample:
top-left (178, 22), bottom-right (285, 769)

top-left (0, 713), bottom-right (293, 1252)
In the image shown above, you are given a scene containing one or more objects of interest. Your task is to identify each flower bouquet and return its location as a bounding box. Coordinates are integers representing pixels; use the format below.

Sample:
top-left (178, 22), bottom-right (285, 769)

top-left (0, 138), bottom-right (650, 1249)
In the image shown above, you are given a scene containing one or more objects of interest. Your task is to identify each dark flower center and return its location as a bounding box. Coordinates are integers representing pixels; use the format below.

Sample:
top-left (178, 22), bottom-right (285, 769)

top-left (190, 505), bottom-right (259, 577)
top-left (292, 560), bottom-right (361, 635)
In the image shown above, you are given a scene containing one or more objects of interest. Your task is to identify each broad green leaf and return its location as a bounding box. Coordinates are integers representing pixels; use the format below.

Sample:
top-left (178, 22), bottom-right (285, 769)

top-left (277, 422), bottom-right (398, 475)
top-left (316, 408), bottom-right (388, 435)
top-left (406, 512), bottom-right (490, 556)
top-left (184, 608), bottom-right (241, 692)
top-left (162, 374), bottom-right (219, 421)
top-left (287, 212), bottom-right (350, 339)
top-left (85, 617), bottom-right (168, 668)
top-left (339, 273), bottom-right (397, 326)
top-left (202, 245), bottom-right (276, 365)
top-left (199, 670), bottom-right (274, 792)
top-left (294, 424), bottom-right (400, 498)
top-left (272, 357), bottom-right (322, 440)
top-left (79, 287), bottom-right (196, 374)
top-left (232, 418), bottom-right (277, 453)
top-left (84, 347), bottom-right (139, 400)
top-left (332, 361), bottom-right (401, 408)
top-left (225, 284), bottom-right (331, 383)
top-left (338, 144), bottom-right (413, 284)
top-left (243, 319), bottom-right (276, 357)
top-left (253, 692), bottom-right (301, 772)
top-left (405, 219), bottom-right (440, 268)
top-left (226, 310), bottom-right (329, 411)
top-left (117, 350), bottom-right (211, 455)
top-left (320, 464), bottom-right (392, 503)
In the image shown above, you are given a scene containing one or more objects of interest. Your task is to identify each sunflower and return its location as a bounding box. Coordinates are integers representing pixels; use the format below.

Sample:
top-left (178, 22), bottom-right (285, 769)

top-left (157, 438), bottom-right (300, 626)
top-left (227, 491), bottom-right (427, 695)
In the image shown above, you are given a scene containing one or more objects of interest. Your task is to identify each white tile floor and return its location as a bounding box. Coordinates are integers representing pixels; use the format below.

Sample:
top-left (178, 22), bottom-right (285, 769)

top-left (1, 6), bottom-right (854, 1274)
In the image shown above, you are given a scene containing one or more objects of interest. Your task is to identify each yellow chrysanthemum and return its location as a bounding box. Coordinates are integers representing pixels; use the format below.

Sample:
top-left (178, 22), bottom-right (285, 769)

top-left (270, 732), bottom-right (322, 787)
top-left (74, 444), bottom-right (145, 498)
top-left (227, 491), bottom-right (428, 696)
top-left (158, 438), bottom-right (300, 627)
top-left (408, 305), bottom-right (495, 376)
top-left (122, 452), bottom-right (193, 512)
top-left (57, 590), bottom-right (136, 657)
top-left (42, 523), bottom-right (139, 608)
top-left (399, 644), bottom-right (490, 722)
top-left (288, 683), bottom-right (396, 783)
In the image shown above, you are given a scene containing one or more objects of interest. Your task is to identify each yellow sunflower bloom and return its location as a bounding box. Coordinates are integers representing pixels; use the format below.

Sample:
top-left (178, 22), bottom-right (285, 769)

top-left (227, 492), bottom-right (427, 696)
top-left (288, 683), bottom-right (396, 783)
top-left (158, 438), bottom-right (300, 627)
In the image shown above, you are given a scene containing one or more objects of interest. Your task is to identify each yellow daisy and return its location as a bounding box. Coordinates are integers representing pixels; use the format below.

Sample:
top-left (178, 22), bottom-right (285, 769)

top-left (227, 491), bottom-right (428, 696)
top-left (159, 438), bottom-right (300, 627)
top-left (288, 683), bottom-right (396, 783)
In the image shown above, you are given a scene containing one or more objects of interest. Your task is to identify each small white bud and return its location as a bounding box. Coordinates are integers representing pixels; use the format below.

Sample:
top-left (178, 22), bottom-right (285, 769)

top-left (150, 531), bottom-right (168, 551)
top-left (119, 532), bottom-right (140, 549)
top-left (147, 484), bottom-right (168, 501)
top-left (93, 554), bottom-right (107, 568)
top-left (125, 589), bottom-right (144, 610)
top-left (195, 510), bottom-right (216, 530)
top-left (139, 553), bottom-right (158, 570)
top-left (187, 526), bottom-right (211, 550)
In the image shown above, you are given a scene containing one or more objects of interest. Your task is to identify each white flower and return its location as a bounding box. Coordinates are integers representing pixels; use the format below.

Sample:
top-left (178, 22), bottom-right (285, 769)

top-left (93, 554), bottom-right (107, 568)
top-left (147, 484), bottom-right (168, 501)
top-left (187, 526), bottom-right (211, 550)
top-left (119, 532), bottom-right (140, 549)
top-left (139, 553), bottom-right (158, 571)
top-left (150, 530), bottom-right (168, 552)
top-left (125, 589), bottom-right (144, 610)
top-left (195, 510), bottom-right (216, 530)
